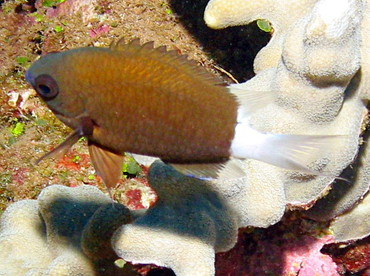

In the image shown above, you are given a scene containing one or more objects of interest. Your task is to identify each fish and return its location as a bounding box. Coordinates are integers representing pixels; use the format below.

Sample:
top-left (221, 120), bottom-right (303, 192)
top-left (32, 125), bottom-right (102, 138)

top-left (25, 38), bottom-right (342, 188)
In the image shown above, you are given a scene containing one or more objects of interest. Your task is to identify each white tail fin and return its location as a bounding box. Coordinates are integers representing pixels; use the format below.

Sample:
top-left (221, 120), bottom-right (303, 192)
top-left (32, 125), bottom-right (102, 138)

top-left (257, 134), bottom-right (344, 174)
top-left (230, 123), bottom-right (345, 175)
top-left (228, 85), bottom-right (275, 114)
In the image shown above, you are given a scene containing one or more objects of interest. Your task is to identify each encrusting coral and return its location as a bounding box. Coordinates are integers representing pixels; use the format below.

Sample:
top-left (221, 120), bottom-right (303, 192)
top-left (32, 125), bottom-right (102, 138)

top-left (0, 162), bottom-right (238, 276)
top-left (0, 185), bottom-right (134, 275)
top-left (113, 161), bottom-right (238, 276)
top-left (204, 0), bottom-right (370, 232)
top-left (330, 190), bottom-right (370, 243)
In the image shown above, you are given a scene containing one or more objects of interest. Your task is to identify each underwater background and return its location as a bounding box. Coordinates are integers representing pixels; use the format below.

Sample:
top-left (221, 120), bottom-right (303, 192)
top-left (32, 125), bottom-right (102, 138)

top-left (0, 0), bottom-right (369, 275)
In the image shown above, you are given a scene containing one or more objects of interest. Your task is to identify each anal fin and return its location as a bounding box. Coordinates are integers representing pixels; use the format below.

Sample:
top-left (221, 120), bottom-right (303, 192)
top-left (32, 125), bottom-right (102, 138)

top-left (169, 159), bottom-right (246, 181)
top-left (88, 142), bottom-right (124, 190)
top-left (127, 153), bottom-right (158, 167)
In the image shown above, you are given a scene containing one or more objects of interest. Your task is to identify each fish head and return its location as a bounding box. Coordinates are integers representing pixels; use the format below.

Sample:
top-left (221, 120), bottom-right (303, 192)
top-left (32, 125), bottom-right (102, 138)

top-left (26, 51), bottom-right (87, 129)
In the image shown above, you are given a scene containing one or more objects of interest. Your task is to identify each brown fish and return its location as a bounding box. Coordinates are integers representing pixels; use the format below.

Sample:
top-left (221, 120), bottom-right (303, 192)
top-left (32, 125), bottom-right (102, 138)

top-left (26, 38), bottom-right (340, 188)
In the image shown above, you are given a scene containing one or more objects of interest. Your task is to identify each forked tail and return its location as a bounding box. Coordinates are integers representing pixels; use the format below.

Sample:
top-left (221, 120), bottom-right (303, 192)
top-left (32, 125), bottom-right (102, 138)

top-left (230, 123), bottom-right (345, 175)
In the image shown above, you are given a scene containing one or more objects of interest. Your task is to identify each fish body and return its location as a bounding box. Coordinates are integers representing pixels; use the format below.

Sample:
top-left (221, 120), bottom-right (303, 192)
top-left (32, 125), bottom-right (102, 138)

top-left (27, 43), bottom-right (237, 163)
top-left (26, 39), bottom-right (340, 188)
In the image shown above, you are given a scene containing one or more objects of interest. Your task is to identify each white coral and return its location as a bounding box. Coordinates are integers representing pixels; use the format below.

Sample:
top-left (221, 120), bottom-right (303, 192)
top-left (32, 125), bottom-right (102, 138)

top-left (205, 0), bottom-right (369, 227)
top-left (0, 185), bottom-right (131, 276)
top-left (113, 161), bottom-right (238, 276)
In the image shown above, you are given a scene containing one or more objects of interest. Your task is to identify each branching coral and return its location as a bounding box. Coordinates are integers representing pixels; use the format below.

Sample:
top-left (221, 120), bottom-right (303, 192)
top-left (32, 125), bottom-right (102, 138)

top-left (204, 0), bottom-right (370, 231)
top-left (204, 0), bottom-right (318, 73)
top-left (306, 128), bottom-right (370, 224)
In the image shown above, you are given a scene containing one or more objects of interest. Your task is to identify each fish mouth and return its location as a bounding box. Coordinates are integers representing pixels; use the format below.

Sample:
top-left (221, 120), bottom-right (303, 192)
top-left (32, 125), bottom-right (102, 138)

top-left (54, 110), bottom-right (92, 132)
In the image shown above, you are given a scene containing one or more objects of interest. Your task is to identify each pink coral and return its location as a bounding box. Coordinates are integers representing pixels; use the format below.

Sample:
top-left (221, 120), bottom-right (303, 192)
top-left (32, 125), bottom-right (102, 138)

top-left (247, 235), bottom-right (338, 276)
top-left (36, 0), bottom-right (98, 22)
top-left (216, 218), bottom-right (339, 276)
top-left (89, 24), bottom-right (110, 38)
top-left (283, 235), bottom-right (338, 276)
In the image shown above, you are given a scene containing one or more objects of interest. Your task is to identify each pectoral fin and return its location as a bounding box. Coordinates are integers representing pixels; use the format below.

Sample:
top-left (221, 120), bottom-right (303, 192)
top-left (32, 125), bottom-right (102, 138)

top-left (35, 130), bottom-right (81, 164)
top-left (88, 142), bottom-right (124, 189)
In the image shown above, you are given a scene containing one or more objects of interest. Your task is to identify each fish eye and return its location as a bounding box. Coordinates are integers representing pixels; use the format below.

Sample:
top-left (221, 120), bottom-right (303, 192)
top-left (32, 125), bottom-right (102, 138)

top-left (34, 74), bottom-right (59, 100)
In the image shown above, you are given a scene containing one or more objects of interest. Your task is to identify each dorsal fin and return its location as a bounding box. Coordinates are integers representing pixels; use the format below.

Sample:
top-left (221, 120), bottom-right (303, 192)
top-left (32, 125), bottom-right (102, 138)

top-left (142, 41), bottom-right (155, 50)
top-left (109, 38), bottom-right (225, 86)
top-left (110, 38), bottom-right (142, 53)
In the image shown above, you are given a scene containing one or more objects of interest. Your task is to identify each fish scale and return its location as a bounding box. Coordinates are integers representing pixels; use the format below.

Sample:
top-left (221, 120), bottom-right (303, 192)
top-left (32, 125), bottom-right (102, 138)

top-left (26, 38), bottom-right (344, 190)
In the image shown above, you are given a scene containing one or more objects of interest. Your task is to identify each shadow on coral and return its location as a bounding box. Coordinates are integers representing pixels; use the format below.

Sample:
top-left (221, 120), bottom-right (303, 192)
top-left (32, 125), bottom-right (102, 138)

top-left (136, 161), bottom-right (236, 248)
top-left (343, 69), bottom-right (362, 102)
top-left (42, 197), bottom-right (109, 247)
top-left (113, 162), bottom-right (238, 275)
top-left (305, 110), bottom-right (370, 221)
top-left (168, 0), bottom-right (270, 83)
top-left (41, 195), bottom-right (144, 275)
top-left (147, 268), bottom-right (176, 276)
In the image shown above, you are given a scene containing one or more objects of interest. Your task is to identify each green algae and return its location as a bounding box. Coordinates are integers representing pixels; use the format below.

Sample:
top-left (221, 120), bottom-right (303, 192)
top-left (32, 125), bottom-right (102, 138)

top-left (257, 19), bottom-right (273, 33)
top-left (122, 156), bottom-right (142, 177)
top-left (41, 0), bottom-right (66, 8)
top-left (15, 56), bottom-right (30, 66)
top-left (53, 25), bottom-right (63, 33)
top-left (11, 121), bottom-right (25, 137)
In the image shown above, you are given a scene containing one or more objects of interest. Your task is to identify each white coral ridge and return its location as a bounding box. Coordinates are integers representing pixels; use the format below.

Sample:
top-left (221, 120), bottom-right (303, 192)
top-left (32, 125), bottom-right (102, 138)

top-left (204, 0), bottom-right (369, 228)
top-left (331, 190), bottom-right (370, 242)
top-left (0, 185), bottom-right (131, 276)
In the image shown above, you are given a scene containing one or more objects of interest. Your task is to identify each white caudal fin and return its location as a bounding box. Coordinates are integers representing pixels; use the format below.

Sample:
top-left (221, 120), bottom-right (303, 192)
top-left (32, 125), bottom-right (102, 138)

top-left (257, 134), bottom-right (344, 174)
top-left (230, 123), bottom-right (345, 175)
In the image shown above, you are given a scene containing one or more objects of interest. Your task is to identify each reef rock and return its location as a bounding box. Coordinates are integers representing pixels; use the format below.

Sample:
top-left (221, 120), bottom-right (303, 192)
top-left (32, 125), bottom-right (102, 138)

top-left (204, 0), bottom-right (369, 227)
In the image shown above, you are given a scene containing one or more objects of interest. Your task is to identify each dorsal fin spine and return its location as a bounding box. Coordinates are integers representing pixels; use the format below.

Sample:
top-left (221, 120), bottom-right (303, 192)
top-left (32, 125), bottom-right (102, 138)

top-left (109, 38), bottom-right (225, 87)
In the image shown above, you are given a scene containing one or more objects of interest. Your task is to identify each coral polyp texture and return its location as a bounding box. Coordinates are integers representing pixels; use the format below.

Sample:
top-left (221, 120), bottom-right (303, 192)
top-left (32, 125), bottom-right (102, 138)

top-left (330, 190), bottom-right (370, 243)
top-left (0, 162), bottom-right (239, 276)
top-left (0, 185), bottom-right (133, 275)
top-left (113, 161), bottom-right (238, 276)
top-left (204, 0), bottom-right (370, 234)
